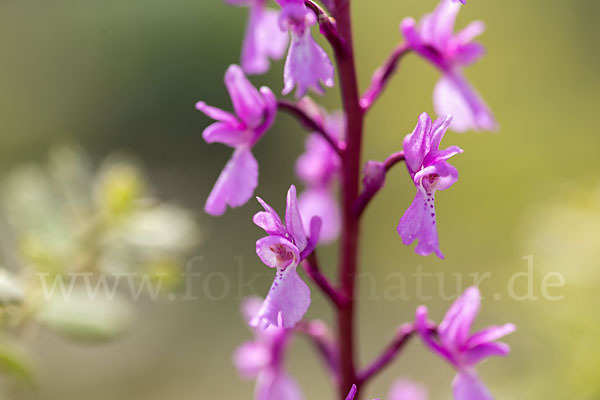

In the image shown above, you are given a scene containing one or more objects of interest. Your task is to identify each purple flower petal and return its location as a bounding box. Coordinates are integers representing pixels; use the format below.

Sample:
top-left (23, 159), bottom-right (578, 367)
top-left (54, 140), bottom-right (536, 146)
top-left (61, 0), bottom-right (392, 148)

top-left (388, 379), bottom-right (429, 400)
top-left (398, 191), bottom-right (444, 259)
top-left (205, 147), bottom-right (259, 216)
top-left (413, 162), bottom-right (459, 194)
top-left (403, 112), bottom-right (433, 173)
top-left (454, 21), bottom-right (486, 47)
top-left (439, 287), bottom-right (481, 348)
top-left (242, 7), bottom-right (289, 75)
top-left (251, 262), bottom-right (310, 329)
top-left (465, 323), bottom-right (517, 349)
top-left (195, 101), bottom-right (239, 125)
top-left (300, 215), bottom-right (322, 259)
top-left (254, 86), bottom-right (278, 139)
top-left (452, 371), bottom-right (493, 400)
top-left (429, 115), bottom-right (453, 151)
top-left (254, 197), bottom-right (287, 237)
top-left (255, 370), bottom-right (304, 400)
top-left (298, 187), bottom-right (340, 243)
top-left (225, 64), bottom-right (266, 128)
top-left (202, 122), bottom-right (250, 147)
top-left (423, 146), bottom-right (463, 167)
top-left (233, 341), bottom-right (271, 378)
top-left (282, 29), bottom-right (335, 97)
top-left (421, 0), bottom-right (461, 51)
top-left (463, 342), bottom-right (511, 366)
top-left (295, 134), bottom-right (340, 186)
top-left (256, 235), bottom-right (300, 269)
top-left (285, 185), bottom-right (308, 251)
top-left (345, 384), bottom-right (358, 400)
top-left (433, 73), bottom-right (498, 132)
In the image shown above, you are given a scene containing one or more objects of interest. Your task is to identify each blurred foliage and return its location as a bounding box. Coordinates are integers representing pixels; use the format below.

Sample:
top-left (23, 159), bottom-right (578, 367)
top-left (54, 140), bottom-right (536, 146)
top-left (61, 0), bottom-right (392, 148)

top-left (0, 145), bottom-right (201, 396)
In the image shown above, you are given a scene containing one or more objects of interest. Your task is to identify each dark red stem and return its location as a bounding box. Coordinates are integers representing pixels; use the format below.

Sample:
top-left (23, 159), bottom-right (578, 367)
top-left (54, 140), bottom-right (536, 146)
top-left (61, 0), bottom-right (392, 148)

top-left (302, 252), bottom-right (348, 308)
top-left (357, 323), bottom-right (415, 384)
top-left (330, 0), bottom-right (364, 398)
top-left (277, 100), bottom-right (345, 155)
top-left (296, 320), bottom-right (340, 381)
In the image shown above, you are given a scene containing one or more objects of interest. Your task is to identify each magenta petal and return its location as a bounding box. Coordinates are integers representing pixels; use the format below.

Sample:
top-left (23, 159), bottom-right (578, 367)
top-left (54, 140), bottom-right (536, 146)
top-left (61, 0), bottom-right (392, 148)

top-left (283, 30), bottom-right (335, 98)
top-left (388, 379), bottom-right (429, 400)
top-left (465, 323), bottom-right (517, 349)
top-left (398, 191), bottom-right (444, 259)
top-left (255, 370), bottom-right (304, 400)
top-left (298, 187), bottom-right (340, 243)
top-left (454, 21), bottom-right (486, 46)
top-left (439, 286), bottom-right (480, 348)
top-left (429, 115), bottom-right (453, 151)
top-left (422, 0), bottom-right (461, 50)
top-left (452, 371), bottom-right (493, 400)
top-left (256, 236), bottom-right (300, 269)
top-left (254, 197), bottom-right (287, 236)
top-left (242, 7), bottom-right (289, 75)
top-left (300, 216), bottom-right (322, 259)
top-left (463, 342), bottom-right (511, 366)
top-left (423, 146), bottom-right (463, 167)
top-left (225, 64), bottom-right (266, 128)
top-left (254, 86), bottom-right (278, 140)
top-left (233, 341), bottom-right (270, 378)
top-left (195, 101), bottom-right (239, 125)
top-left (205, 147), bottom-right (258, 216)
top-left (202, 122), bottom-right (249, 147)
top-left (454, 42), bottom-right (486, 66)
top-left (251, 264), bottom-right (310, 329)
top-left (403, 112), bottom-right (433, 173)
top-left (296, 134), bottom-right (339, 185)
top-left (414, 162), bottom-right (458, 193)
top-left (433, 73), bottom-right (498, 132)
top-left (285, 185), bottom-right (308, 251)
top-left (345, 384), bottom-right (358, 400)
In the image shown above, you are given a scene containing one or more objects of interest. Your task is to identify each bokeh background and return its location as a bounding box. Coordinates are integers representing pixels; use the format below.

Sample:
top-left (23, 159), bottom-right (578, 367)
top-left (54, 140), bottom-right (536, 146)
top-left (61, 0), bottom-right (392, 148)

top-left (0, 0), bottom-right (599, 399)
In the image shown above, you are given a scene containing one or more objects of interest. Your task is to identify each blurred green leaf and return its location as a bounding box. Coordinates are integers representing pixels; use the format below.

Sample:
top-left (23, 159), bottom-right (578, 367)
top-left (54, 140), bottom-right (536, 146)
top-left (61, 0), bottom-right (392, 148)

top-left (35, 289), bottom-right (134, 343)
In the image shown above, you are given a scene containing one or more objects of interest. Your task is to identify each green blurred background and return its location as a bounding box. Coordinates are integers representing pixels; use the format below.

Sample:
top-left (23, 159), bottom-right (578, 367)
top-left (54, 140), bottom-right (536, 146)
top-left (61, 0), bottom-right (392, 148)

top-left (1, 0), bottom-right (599, 398)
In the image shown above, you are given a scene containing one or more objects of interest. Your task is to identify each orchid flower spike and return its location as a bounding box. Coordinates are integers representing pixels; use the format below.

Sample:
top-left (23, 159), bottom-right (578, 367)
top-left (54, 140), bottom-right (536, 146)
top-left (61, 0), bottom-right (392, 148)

top-left (401, 0), bottom-right (497, 132)
top-left (397, 113), bottom-right (463, 258)
top-left (251, 185), bottom-right (321, 329)
top-left (415, 287), bottom-right (516, 400)
top-left (276, 0), bottom-right (335, 97)
top-left (225, 0), bottom-right (289, 75)
top-left (196, 65), bottom-right (277, 216)
top-left (234, 297), bottom-right (304, 400)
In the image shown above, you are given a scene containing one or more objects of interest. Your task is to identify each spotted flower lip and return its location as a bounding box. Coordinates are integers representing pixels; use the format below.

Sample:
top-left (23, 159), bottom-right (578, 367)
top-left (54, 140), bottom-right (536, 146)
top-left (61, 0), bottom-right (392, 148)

top-left (415, 287), bottom-right (516, 400)
top-left (401, 0), bottom-right (497, 132)
top-left (397, 112), bottom-right (463, 259)
top-left (251, 185), bottom-right (321, 329)
top-left (226, 0), bottom-right (289, 75)
top-left (196, 64), bottom-right (277, 216)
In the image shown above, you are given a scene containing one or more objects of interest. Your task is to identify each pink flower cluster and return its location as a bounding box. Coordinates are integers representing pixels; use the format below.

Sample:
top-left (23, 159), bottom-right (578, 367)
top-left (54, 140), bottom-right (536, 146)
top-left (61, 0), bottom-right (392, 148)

top-left (196, 0), bottom-right (513, 399)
